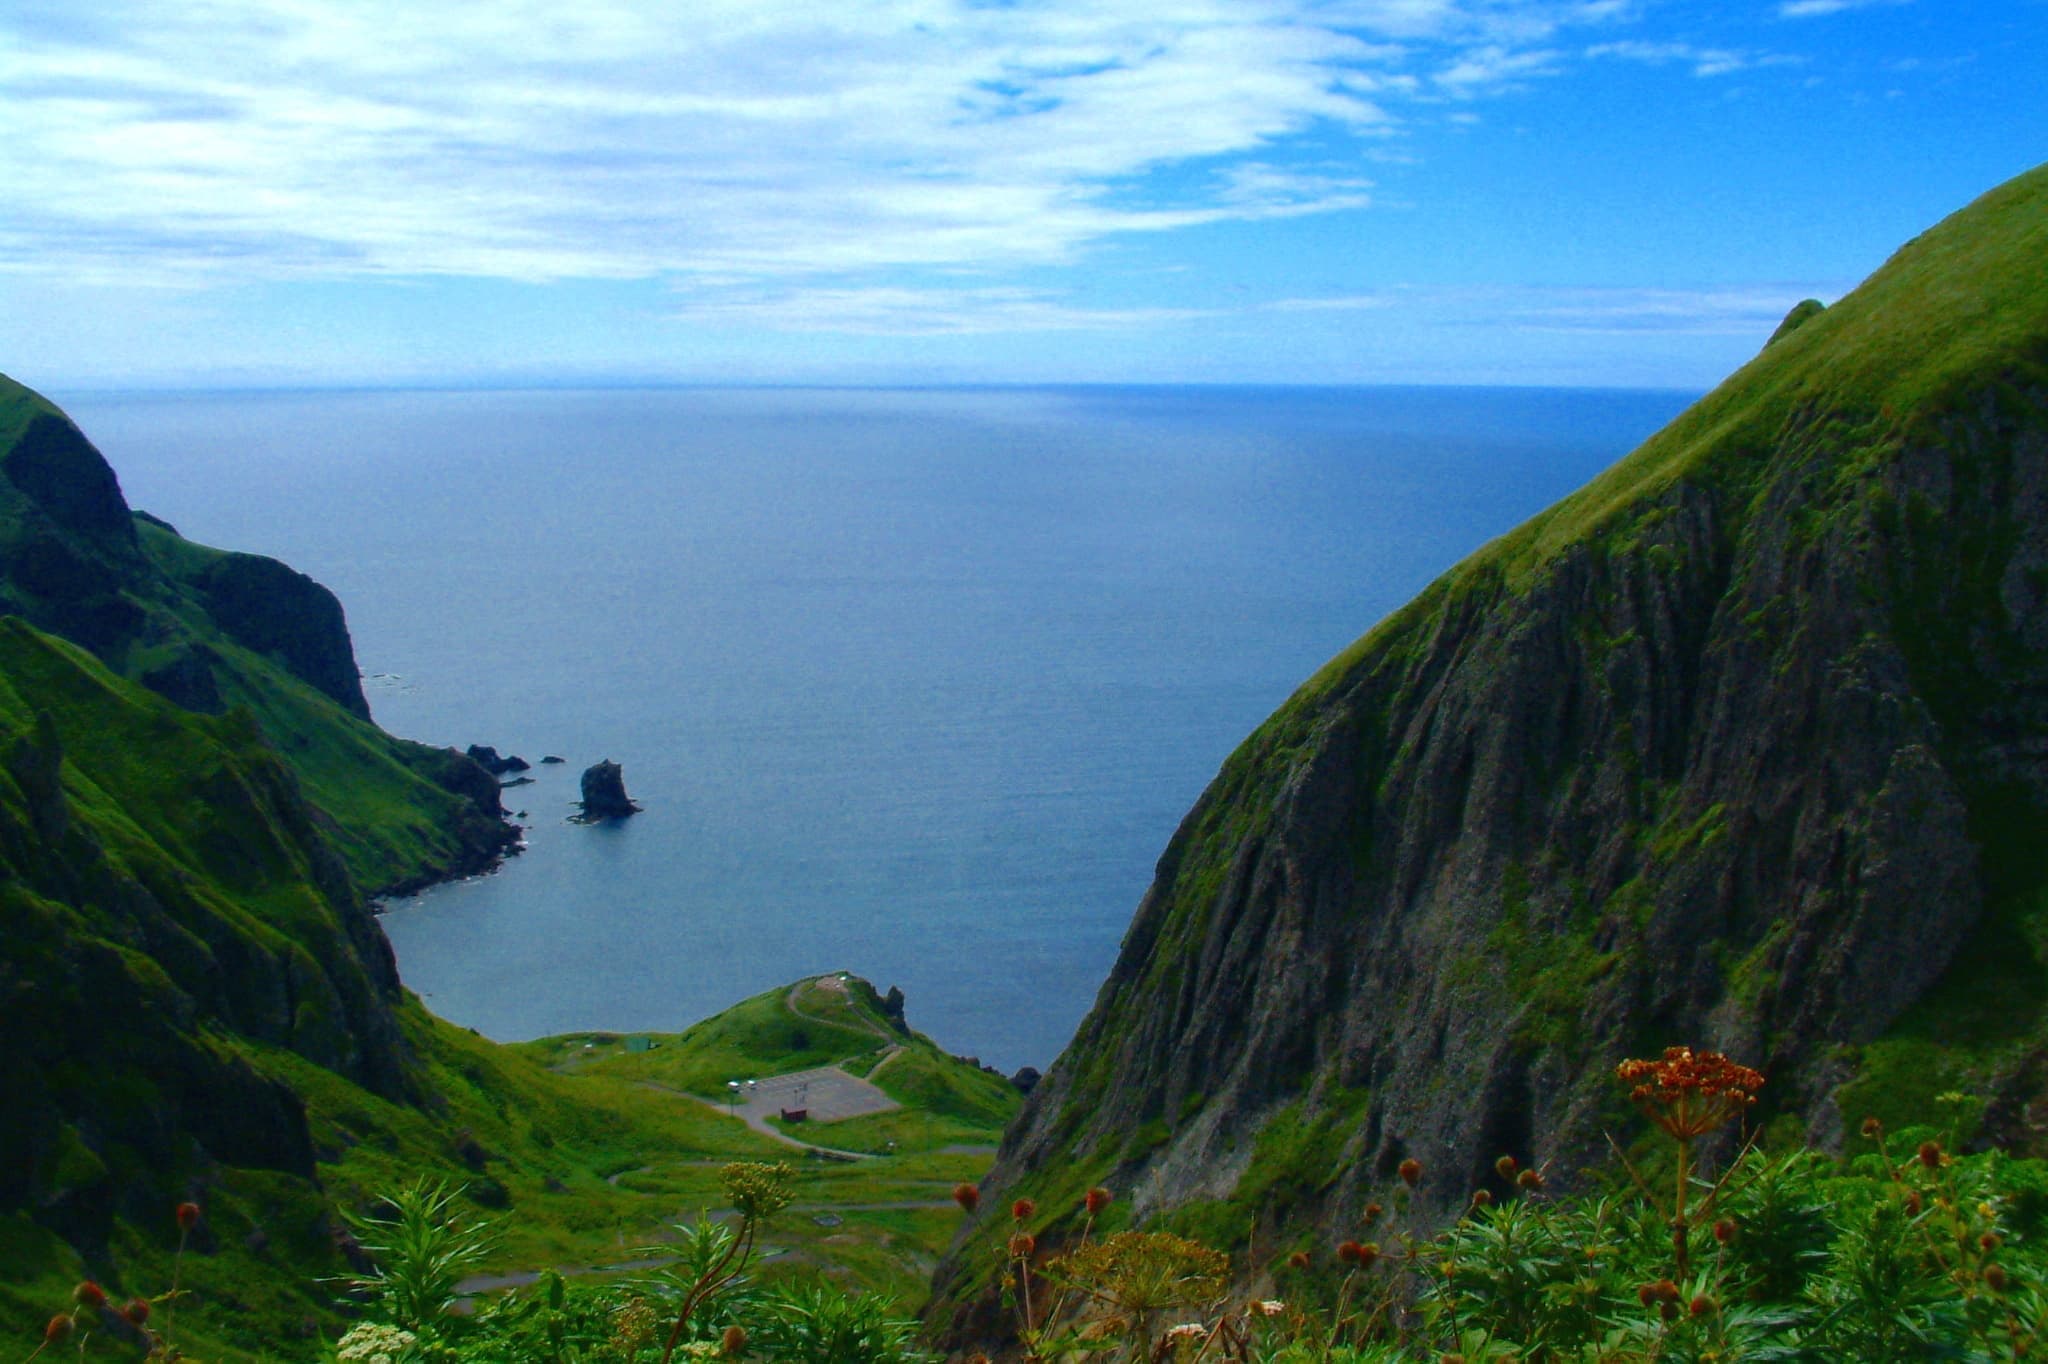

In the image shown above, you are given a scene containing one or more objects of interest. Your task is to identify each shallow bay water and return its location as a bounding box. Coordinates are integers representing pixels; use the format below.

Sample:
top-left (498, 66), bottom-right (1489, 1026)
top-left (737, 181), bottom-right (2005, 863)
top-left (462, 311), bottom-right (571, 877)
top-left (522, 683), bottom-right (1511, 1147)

top-left (65, 385), bottom-right (1690, 1072)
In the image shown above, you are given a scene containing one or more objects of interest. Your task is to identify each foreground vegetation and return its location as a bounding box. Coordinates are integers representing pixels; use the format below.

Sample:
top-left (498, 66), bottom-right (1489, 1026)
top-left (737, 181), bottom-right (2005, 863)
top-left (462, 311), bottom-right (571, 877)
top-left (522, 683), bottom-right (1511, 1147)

top-left (2, 972), bottom-right (1016, 1360)
top-left (932, 1050), bottom-right (2048, 1361)
top-left (23, 1047), bottom-right (2048, 1361)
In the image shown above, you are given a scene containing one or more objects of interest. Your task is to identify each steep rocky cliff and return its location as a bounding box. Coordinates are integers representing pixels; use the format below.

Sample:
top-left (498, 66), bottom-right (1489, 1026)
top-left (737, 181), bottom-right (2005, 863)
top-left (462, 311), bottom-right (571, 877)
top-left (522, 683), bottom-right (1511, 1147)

top-left (0, 380), bottom-right (535, 1307)
top-left (934, 163), bottom-right (2048, 1334)
top-left (0, 376), bottom-right (514, 891)
top-left (0, 623), bottom-right (407, 1253)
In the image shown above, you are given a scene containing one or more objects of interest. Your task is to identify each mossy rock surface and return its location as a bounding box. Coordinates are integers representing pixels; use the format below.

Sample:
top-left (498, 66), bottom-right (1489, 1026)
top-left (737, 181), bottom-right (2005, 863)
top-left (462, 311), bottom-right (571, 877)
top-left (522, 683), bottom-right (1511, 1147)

top-left (933, 160), bottom-right (2048, 1351)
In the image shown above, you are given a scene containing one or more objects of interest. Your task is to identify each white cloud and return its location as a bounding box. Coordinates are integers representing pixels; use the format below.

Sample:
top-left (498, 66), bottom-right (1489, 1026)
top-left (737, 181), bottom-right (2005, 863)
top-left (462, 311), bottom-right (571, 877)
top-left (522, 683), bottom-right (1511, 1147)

top-left (1588, 40), bottom-right (1803, 78)
top-left (0, 0), bottom-right (1632, 292)
top-left (1436, 44), bottom-right (1565, 94)
top-left (665, 277), bottom-right (1847, 341)
top-left (1777, 0), bottom-right (1910, 17)
top-left (668, 284), bottom-right (1211, 335)
top-left (1267, 283), bottom-right (1848, 334)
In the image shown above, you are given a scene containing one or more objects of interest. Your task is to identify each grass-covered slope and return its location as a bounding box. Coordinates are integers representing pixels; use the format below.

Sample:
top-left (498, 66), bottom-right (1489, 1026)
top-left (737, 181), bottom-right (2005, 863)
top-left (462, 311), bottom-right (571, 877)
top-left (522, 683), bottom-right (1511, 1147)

top-left (934, 162), bottom-right (2048, 1344)
top-left (0, 373), bottom-right (513, 895)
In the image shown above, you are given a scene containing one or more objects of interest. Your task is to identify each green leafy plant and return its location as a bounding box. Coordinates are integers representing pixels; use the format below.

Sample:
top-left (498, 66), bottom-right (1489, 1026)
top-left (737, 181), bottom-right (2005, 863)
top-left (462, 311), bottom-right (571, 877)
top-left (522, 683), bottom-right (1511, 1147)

top-left (345, 1178), bottom-right (501, 1338)
top-left (749, 1282), bottom-right (933, 1364)
top-left (655, 1162), bottom-right (793, 1364)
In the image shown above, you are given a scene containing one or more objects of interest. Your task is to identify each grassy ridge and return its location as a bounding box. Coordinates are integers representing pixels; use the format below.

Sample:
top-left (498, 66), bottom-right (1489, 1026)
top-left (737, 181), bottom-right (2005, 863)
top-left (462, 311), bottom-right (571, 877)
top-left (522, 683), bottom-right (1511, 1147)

top-left (1296, 162), bottom-right (2048, 713)
top-left (0, 373), bottom-right (511, 898)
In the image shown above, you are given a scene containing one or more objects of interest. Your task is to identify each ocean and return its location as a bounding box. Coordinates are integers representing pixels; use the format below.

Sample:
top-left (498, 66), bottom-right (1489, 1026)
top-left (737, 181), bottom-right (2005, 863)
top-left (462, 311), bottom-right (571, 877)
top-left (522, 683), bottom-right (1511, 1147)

top-left (63, 384), bottom-right (1691, 1073)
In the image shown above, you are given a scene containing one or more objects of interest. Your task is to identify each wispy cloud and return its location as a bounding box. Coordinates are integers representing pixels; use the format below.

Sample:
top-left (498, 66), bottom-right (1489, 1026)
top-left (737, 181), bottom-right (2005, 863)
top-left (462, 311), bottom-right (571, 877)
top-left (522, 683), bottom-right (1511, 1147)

top-left (1436, 44), bottom-right (1565, 94)
top-left (1267, 283), bottom-right (1847, 334)
top-left (1588, 40), bottom-right (1803, 78)
top-left (0, 0), bottom-right (1633, 292)
top-left (684, 278), bottom-right (1848, 339)
top-left (1777, 0), bottom-right (1911, 18)
top-left (669, 284), bottom-right (1211, 335)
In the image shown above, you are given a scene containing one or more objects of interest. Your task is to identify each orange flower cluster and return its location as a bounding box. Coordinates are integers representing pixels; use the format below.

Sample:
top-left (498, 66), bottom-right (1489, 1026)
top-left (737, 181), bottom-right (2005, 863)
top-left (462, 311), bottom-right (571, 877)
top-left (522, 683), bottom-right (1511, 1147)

top-left (1615, 1047), bottom-right (1763, 1139)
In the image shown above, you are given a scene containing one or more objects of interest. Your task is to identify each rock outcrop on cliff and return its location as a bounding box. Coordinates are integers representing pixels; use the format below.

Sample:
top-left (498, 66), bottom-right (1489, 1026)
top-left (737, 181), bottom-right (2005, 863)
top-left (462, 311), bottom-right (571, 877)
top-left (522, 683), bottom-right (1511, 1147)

top-left (0, 375), bottom-right (517, 892)
top-left (933, 164), bottom-right (2048, 1337)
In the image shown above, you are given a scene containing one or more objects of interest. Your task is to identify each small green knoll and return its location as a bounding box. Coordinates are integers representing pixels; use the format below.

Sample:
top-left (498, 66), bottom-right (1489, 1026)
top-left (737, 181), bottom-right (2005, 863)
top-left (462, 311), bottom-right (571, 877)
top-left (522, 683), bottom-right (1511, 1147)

top-left (521, 973), bottom-right (1022, 1158)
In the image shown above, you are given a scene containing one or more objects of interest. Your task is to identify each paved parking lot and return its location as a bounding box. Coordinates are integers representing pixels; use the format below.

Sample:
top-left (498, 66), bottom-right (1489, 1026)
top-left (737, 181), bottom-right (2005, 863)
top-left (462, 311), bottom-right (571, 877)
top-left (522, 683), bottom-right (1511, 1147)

top-left (726, 1065), bottom-right (900, 1127)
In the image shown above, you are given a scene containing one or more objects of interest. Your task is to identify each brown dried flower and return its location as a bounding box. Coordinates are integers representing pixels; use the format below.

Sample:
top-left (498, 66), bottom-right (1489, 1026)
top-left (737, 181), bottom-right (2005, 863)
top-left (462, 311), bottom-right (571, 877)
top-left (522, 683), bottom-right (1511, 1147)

top-left (1637, 1279), bottom-right (1680, 1309)
top-left (1614, 1047), bottom-right (1763, 1140)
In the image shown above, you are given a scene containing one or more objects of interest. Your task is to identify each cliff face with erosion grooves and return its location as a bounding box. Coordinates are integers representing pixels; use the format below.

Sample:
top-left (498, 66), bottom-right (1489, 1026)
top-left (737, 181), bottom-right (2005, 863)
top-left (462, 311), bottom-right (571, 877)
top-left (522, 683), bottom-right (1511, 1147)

top-left (933, 162), bottom-right (2048, 1340)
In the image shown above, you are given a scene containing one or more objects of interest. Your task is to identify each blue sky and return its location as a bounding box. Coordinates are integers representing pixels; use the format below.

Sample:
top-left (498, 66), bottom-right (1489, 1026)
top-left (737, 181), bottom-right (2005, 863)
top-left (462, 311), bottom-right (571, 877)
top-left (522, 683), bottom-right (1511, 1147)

top-left (2, 0), bottom-right (2042, 390)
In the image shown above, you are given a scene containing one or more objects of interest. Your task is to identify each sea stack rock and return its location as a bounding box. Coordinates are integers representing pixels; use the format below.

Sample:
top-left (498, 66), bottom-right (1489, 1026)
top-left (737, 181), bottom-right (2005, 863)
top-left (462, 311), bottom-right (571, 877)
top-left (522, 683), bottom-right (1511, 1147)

top-left (577, 760), bottom-right (640, 820)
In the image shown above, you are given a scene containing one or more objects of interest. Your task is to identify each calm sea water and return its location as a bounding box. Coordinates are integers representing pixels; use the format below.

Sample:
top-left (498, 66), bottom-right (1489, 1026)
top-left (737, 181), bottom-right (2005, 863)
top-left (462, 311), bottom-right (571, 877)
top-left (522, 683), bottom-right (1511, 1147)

top-left (64, 385), bottom-right (1689, 1072)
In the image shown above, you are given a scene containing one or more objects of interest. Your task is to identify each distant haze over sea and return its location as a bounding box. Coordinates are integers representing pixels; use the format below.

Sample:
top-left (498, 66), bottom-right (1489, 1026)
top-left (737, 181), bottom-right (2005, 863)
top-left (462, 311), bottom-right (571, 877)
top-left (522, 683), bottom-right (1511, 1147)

top-left (66, 385), bottom-right (1691, 1072)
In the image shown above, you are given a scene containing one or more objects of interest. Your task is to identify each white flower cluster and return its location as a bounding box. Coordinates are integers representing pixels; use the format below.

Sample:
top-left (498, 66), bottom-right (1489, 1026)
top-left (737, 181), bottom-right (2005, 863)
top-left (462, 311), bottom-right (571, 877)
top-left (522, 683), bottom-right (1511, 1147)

top-left (336, 1322), bottom-right (418, 1364)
